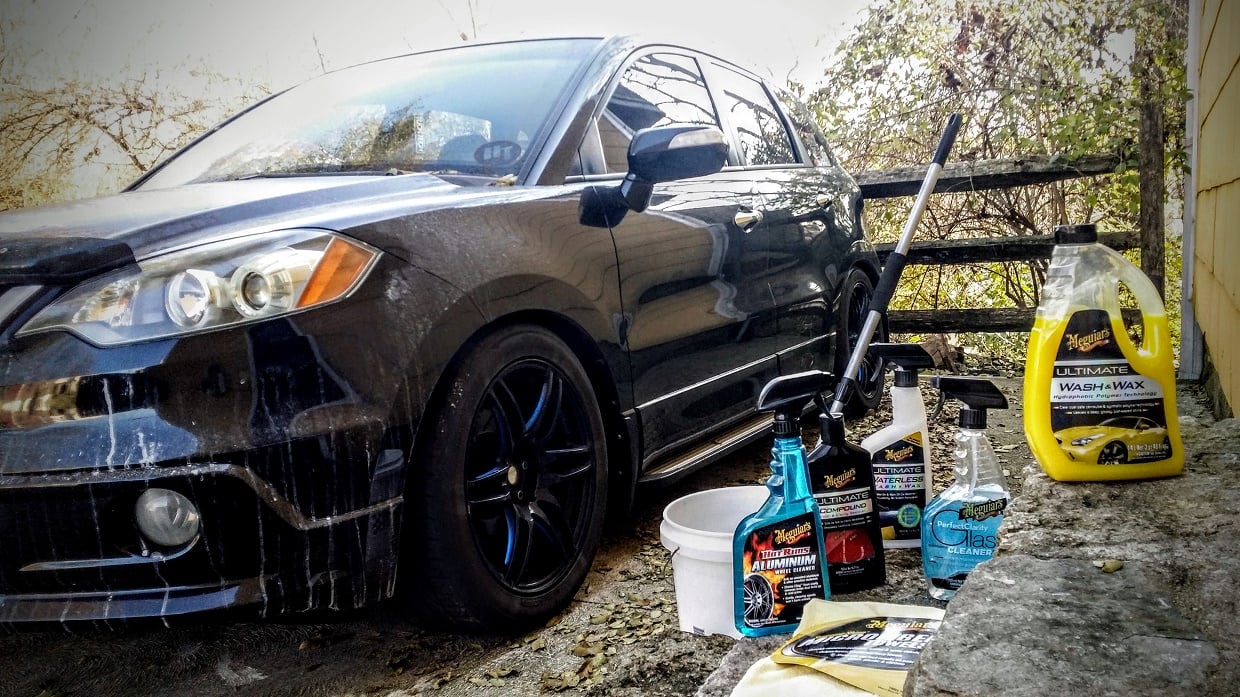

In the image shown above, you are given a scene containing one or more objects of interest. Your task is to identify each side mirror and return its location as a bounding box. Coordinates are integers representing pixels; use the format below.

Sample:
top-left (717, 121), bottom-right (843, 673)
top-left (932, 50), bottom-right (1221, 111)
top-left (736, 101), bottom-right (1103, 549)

top-left (619, 125), bottom-right (727, 213)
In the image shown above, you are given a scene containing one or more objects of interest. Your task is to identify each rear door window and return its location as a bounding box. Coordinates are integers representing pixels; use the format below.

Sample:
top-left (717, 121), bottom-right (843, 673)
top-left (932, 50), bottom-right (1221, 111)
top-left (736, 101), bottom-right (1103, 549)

top-left (778, 93), bottom-right (838, 168)
top-left (711, 68), bottom-right (796, 167)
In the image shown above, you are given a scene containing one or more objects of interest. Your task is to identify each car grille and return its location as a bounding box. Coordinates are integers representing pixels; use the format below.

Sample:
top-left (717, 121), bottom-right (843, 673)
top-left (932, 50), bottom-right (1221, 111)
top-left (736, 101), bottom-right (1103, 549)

top-left (0, 284), bottom-right (43, 334)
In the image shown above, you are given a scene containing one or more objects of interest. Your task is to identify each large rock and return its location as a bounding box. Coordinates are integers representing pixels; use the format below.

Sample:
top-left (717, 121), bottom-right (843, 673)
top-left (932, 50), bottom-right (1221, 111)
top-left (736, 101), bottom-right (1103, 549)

top-left (906, 556), bottom-right (1216, 697)
top-left (905, 417), bottom-right (1240, 696)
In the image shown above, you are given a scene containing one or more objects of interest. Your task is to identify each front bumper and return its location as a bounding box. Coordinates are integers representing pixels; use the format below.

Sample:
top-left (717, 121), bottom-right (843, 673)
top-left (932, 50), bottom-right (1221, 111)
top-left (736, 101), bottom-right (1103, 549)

top-left (0, 273), bottom-right (423, 622)
top-left (0, 458), bottom-right (403, 623)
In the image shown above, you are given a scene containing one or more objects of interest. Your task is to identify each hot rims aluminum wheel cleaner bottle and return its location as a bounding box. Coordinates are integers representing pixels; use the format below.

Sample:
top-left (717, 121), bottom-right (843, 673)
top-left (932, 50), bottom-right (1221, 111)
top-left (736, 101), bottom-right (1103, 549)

top-left (1023, 224), bottom-right (1183, 481)
top-left (734, 371), bottom-right (832, 637)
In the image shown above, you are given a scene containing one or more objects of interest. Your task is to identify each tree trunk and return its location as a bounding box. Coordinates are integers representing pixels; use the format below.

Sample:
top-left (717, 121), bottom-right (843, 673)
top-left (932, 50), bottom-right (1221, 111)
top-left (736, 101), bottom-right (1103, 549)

top-left (1137, 13), bottom-right (1166, 298)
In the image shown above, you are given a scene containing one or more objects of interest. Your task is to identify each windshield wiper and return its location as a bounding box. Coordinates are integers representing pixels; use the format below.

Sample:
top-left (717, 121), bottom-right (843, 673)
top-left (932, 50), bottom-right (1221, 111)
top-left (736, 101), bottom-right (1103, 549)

top-left (233, 167), bottom-right (413, 180)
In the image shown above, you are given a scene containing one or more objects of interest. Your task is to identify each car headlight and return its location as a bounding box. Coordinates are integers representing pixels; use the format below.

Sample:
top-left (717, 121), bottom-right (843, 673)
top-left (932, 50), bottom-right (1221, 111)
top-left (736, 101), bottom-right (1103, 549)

top-left (1070, 434), bottom-right (1103, 446)
top-left (17, 230), bottom-right (379, 346)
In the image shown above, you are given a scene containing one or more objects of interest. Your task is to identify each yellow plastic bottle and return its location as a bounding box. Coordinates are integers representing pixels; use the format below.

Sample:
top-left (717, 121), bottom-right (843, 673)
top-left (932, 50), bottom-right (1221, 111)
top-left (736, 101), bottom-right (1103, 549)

top-left (1024, 224), bottom-right (1183, 481)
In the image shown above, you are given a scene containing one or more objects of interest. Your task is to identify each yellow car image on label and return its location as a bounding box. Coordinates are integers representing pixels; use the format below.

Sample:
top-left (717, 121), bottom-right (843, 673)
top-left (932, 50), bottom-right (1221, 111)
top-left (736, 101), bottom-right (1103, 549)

top-left (1054, 415), bottom-right (1172, 464)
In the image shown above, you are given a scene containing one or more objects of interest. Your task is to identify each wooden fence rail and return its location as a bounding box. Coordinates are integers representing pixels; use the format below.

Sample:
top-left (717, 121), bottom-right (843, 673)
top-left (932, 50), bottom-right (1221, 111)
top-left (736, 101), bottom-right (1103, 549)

top-left (870, 231), bottom-right (1139, 333)
top-left (853, 153), bottom-right (1142, 334)
top-left (855, 153), bottom-right (1121, 198)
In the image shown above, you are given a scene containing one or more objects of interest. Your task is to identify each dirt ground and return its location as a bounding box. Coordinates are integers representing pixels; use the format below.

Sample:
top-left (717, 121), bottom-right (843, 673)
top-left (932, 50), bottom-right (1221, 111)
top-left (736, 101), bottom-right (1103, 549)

top-left (0, 369), bottom-right (1034, 697)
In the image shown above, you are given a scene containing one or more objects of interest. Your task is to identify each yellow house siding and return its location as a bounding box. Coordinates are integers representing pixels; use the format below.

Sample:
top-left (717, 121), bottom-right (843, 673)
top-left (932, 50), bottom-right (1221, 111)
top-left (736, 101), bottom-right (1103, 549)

top-left (1203, 0), bottom-right (1223, 44)
top-left (1194, 258), bottom-right (1213, 338)
top-left (1198, 54), bottom-right (1240, 190)
top-left (1197, 188), bottom-right (1216, 269)
top-left (1195, 0), bottom-right (1240, 412)
top-left (1220, 187), bottom-right (1240, 307)
top-left (1197, 0), bottom-right (1236, 120)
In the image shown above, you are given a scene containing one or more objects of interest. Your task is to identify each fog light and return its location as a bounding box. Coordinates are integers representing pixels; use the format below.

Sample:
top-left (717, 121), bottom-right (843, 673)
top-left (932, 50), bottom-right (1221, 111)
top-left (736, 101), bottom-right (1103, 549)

top-left (135, 488), bottom-right (201, 547)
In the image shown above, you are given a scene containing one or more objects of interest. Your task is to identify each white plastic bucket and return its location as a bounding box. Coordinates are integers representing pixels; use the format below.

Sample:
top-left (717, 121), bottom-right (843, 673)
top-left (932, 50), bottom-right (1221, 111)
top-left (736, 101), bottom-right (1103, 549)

top-left (659, 486), bottom-right (767, 638)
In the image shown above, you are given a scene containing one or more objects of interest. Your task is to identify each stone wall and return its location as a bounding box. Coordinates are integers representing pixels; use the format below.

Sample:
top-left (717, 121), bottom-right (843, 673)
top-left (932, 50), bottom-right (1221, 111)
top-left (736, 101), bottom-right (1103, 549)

top-left (905, 415), bottom-right (1240, 696)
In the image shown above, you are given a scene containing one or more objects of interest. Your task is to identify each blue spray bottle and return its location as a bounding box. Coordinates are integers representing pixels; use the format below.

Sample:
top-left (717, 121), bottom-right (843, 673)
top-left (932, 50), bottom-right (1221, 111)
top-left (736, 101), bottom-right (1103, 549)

top-left (734, 371), bottom-right (832, 637)
top-left (921, 376), bottom-right (1010, 600)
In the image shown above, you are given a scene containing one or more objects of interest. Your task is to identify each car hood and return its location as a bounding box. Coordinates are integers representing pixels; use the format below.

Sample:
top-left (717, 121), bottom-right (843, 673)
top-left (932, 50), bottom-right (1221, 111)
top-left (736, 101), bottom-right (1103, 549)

top-left (0, 175), bottom-right (474, 284)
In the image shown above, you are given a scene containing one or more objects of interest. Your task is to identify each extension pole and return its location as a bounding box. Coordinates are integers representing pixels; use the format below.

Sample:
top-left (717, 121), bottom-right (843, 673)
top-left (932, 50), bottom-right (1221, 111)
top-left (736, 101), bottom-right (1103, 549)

top-left (829, 113), bottom-right (962, 416)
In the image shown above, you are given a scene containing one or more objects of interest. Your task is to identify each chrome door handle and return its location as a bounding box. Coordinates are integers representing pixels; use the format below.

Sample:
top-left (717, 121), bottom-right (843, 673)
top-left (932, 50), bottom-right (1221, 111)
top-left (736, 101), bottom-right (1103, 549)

top-left (815, 193), bottom-right (833, 208)
top-left (734, 209), bottom-right (763, 232)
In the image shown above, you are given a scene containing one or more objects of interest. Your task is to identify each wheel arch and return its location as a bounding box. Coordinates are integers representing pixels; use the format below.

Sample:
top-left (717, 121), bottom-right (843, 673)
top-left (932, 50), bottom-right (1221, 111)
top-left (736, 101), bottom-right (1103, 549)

top-left (410, 308), bottom-right (637, 522)
top-left (845, 244), bottom-right (882, 289)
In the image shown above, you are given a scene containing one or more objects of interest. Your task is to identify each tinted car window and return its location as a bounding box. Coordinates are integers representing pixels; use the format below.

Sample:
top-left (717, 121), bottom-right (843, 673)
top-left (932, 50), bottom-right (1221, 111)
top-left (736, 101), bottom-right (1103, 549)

top-left (599, 53), bottom-right (720, 174)
top-left (138, 39), bottom-right (598, 187)
top-left (779, 93), bottom-right (838, 168)
top-left (712, 68), bottom-right (796, 167)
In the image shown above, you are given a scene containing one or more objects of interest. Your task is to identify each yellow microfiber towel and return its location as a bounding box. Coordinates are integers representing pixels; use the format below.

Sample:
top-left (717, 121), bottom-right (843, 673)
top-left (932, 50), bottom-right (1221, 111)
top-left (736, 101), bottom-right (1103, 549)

top-left (730, 599), bottom-right (945, 697)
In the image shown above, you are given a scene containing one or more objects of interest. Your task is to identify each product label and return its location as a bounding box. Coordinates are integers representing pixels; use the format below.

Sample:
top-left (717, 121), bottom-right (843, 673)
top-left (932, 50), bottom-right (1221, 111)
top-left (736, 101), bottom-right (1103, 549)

top-left (921, 497), bottom-right (1007, 593)
top-left (814, 480), bottom-right (885, 593)
top-left (780, 616), bottom-right (940, 670)
top-left (740, 512), bottom-right (829, 630)
top-left (771, 600), bottom-right (945, 697)
top-left (872, 433), bottom-right (926, 542)
top-left (1049, 310), bottom-right (1172, 465)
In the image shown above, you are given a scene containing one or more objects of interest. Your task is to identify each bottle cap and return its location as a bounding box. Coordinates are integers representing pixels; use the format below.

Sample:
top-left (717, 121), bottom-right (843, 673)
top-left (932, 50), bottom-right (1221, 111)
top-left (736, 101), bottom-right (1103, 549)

top-left (894, 368), bottom-right (919, 388)
top-left (960, 407), bottom-right (988, 430)
top-left (1054, 223), bottom-right (1098, 245)
top-left (772, 412), bottom-right (798, 437)
top-left (818, 411), bottom-right (847, 444)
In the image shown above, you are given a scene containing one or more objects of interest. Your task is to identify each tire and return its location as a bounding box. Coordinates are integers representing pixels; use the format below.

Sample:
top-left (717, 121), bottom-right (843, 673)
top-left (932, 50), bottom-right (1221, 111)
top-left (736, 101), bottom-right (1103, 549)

top-left (403, 325), bottom-right (608, 631)
top-left (1097, 441), bottom-right (1128, 465)
top-left (835, 268), bottom-right (886, 419)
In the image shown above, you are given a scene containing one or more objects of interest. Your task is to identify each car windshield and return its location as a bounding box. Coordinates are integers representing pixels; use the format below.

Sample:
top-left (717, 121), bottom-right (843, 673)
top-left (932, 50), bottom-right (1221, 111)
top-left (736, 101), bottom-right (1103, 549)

top-left (137, 39), bottom-right (599, 189)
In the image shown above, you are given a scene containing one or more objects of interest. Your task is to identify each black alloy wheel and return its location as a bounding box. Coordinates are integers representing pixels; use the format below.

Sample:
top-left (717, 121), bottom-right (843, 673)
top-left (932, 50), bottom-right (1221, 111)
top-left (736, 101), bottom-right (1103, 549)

top-left (404, 325), bottom-right (607, 630)
top-left (835, 268), bottom-right (885, 419)
top-left (466, 357), bottom-right (596, 593)
top-left (1097, 441), bottom-right (1128, 465)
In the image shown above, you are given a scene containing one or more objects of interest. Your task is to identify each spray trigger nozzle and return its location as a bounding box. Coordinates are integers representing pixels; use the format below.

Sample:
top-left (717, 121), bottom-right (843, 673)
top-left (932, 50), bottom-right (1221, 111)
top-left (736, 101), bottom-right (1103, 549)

top-left (757, 370), bottom-right (834, 414)
top-left (757, 370), bottom-right (834, 436)
top-left (870, 343), bottom-right (933, 388)
top-left (931, 376), bottom-right (1007, 429)
top-left (868, 343), bottom-right (934, 370)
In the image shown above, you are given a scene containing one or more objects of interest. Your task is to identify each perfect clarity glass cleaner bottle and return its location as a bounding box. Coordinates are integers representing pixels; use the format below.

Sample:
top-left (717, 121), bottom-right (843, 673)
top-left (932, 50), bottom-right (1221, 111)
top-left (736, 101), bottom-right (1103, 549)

top-left (734, 371), bottom-right (832, 637)
top-left (921, 376), bottom-right (1010, 601)
top-left (1024, 223), bottom-right (1183, 481)
top-left (861, 343), bottom-right (935, 549)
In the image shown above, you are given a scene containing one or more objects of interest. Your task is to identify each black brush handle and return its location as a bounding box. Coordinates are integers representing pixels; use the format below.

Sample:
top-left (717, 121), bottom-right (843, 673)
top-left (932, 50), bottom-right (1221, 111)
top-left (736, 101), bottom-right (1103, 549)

top-left (933, 113), bottom-right (963, 167)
